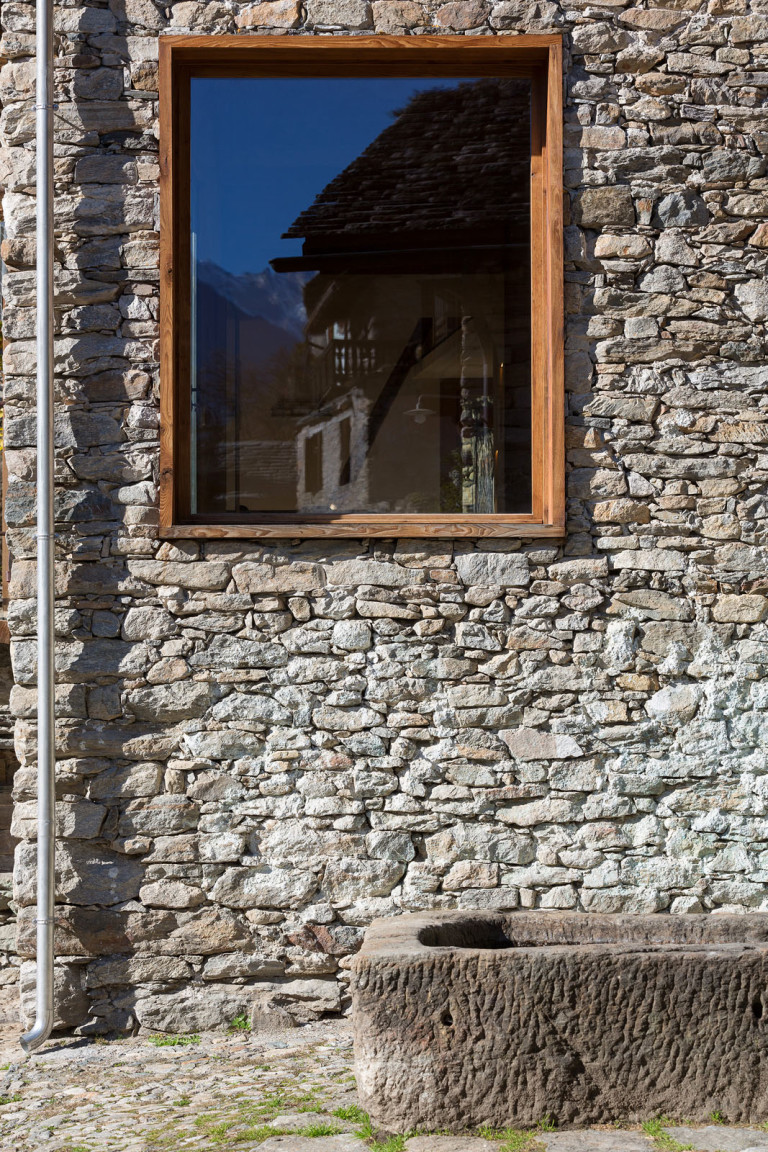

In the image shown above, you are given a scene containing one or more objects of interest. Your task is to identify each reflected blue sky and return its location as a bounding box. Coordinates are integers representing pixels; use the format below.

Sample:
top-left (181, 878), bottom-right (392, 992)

top-left (190, 77), bottom-right (470, 276)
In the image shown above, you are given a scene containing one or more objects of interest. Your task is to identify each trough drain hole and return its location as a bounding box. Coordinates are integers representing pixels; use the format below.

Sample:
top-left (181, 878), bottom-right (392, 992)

top-left (441, 1009), bottom-right (454, 1028)
top-left (752, 996), bottom-right (763, 1021)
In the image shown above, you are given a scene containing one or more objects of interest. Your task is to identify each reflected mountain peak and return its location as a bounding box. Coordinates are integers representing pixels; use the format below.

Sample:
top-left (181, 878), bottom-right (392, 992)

top-left (195, 260), bottom-right (309, 337)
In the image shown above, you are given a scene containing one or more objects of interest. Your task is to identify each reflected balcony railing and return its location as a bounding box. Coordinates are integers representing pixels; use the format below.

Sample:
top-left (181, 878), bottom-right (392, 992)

top-left (307, 337), bottom-right (382, 396)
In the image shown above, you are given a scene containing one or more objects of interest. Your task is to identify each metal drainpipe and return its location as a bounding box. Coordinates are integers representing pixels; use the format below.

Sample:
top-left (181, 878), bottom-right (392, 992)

top-left (20, 0), bottom-right (56, 1055)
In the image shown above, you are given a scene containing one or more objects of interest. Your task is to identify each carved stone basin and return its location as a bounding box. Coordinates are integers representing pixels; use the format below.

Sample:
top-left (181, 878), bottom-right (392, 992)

top-left (351, 911), bottom-right (768, 1130)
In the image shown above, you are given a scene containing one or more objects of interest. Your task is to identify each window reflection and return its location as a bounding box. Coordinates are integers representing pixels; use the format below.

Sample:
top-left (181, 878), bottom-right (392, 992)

top-left (189, 76), bottom-right (532, 517)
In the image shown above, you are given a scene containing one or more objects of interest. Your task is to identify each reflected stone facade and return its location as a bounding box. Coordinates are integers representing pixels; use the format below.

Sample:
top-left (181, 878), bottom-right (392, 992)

top-left (1, 2), bottom-right (768, 1033)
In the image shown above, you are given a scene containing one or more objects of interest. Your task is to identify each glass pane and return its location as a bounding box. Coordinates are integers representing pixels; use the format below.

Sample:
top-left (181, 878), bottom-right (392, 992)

top-left (189, 76), bottom-right (532, 516)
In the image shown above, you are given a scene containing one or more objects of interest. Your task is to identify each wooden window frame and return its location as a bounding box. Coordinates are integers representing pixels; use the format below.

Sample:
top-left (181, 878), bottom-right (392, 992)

top-left (159, 34), bottom-right (564, 539)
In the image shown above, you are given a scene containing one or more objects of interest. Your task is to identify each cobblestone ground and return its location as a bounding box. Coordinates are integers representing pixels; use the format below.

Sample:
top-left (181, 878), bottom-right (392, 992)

top-left (0, 1019), bottom-right (766, 1152)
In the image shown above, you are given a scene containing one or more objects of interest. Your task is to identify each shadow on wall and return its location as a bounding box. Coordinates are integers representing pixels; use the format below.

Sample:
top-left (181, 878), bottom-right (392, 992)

top-left (0, 640), bottom-right (20, 1024)
top-left (6, 0), bottom-right (161, 1034)
top-left (1, 0), bottom-right (158, 541)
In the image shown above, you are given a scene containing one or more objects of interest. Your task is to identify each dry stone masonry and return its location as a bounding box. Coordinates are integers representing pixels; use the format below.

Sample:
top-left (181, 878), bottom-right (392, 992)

top-left (1, 0), bottom-right (768, 1033)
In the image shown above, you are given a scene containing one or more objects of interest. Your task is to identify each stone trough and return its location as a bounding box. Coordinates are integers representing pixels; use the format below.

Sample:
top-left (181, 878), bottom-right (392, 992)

top-left (351, 911), bottom-right (768, 1131)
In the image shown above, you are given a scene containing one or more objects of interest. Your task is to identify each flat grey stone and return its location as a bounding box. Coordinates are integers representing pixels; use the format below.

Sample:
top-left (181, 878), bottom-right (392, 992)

top-left (407, 1139), bottom-right (500, 1152)
top-left (259, 1138), bottom-right (362, 1152)
top-left (665, 1129), bottom-right (768, 1152)
top-left (541, 1134), bottom-right (653, 1152)
top-left (270, 1113), bottom-right (327, 1127)
top-left (270, 1113), bottom-right (352, 1131)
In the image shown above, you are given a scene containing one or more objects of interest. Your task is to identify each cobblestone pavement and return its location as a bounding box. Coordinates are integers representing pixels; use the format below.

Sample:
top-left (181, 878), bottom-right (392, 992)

top-left (0, 1020), bottom-right (766, 1152)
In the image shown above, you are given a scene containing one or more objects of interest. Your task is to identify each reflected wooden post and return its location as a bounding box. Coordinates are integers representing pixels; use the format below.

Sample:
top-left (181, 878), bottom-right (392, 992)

top-left (459, 315), bottom-right (495, 514)
top-left (459, 313), bottom-right (475, 515)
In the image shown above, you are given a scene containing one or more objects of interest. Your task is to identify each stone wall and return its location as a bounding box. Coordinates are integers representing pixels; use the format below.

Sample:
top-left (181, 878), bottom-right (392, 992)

top-left (0, 640), bottom-right (20, 1023)
top-left (0, 215), bottom-right (21, 1018)
top-left (2, 0), bottom-right (768, 1034)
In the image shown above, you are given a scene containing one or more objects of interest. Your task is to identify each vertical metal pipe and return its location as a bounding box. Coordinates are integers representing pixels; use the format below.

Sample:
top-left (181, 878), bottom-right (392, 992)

top-left (20, 0), bottom-right (55, 1055)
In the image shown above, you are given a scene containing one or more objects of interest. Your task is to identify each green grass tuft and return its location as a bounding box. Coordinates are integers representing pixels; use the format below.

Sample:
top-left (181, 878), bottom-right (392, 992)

top-left (642, 1118), bottom-right (694, 1152)
top-left (334, 1105), bottom-right (367, 1123)
top-left (354, 1112), bottom-right (376, 1142)
top-left (351, 1111), bottom-right (405, 1152)
top-left (233, 1124), bottom-right (291, 1144)
top-left (229, 1012), bottom-right (251, 1033)
top-left (476, 1124), bottom-right (548, 1151)
top-left (370, 1136), bottom-right (407, 1152)
top-left (147, 1033), bottom-right (201, 1047)
top-left (209, 1120), bottom-right (234, 1144)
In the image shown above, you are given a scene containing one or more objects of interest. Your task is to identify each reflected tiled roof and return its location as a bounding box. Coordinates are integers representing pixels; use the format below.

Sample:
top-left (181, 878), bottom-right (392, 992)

top-left (283, 78), bottom-right (531, 244)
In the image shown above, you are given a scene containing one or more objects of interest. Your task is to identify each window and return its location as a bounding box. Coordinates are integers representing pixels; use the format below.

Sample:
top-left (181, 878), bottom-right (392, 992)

top-left (304, 431), bottom-right (323, 497)
top-left (339, 417), bottom-right (352, 490)
top-left (159, 36), bottom-right (563, 538)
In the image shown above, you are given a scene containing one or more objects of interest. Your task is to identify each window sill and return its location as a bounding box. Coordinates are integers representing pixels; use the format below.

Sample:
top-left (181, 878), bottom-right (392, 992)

top-left (159, 516), bottom-right (566, 539)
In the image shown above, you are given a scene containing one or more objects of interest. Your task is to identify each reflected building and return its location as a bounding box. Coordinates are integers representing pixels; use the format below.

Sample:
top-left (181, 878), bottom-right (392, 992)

top-left (192, 77), bottom-right (533, 517)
